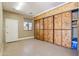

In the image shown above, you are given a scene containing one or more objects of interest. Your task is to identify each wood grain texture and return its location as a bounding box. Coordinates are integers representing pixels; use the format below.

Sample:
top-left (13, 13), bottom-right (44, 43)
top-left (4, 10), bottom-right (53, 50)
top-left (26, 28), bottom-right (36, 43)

top-left (48, 16), bottom-right (53, 29)
top-left (54, 30), bottom-right (62, 46)
top-left (44, 30), bottom-right (48, 42)
top-left (62, 12), bottom-right (71, 29)
top-left (40, 19), bottom-right (44, 30)
top-left (35, 29), bottom-right (40, 39)
top-left (34, 20), bottom-right (40, 39)
top-left (39, 30), bottom-right (44, 41)
top-left (44, 18), bottom-right (48, 29)
top-left (48, 30), bottom-right (53, 43)
top-left (54, 14), bottom-right (62, 29)
top-left (62, 30), bottom-right (71, 48)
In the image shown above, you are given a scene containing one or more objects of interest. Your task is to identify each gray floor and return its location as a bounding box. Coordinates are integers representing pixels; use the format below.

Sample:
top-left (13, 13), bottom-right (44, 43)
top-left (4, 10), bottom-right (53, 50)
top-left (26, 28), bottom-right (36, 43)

top-left (3, 39), bottom-right (78, 56)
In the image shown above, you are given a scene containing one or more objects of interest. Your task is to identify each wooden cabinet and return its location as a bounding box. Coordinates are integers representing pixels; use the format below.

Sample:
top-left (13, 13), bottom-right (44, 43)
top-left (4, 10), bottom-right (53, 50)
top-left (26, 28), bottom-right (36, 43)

top-left (40, 19), bottom-right (43, 30)
top-left (48, 30), bottom-right (53, 43)
top-left (34, 20), bottom-right (40, 30)
top-left (48, 16), bottom-right (53, 29)
top-left (62, 30), bottom-right (71, 48)
top-left (44, 30), bottom-right (48, 42)
top-left (44, 18), bottom-right (48, 29)
top-left (54, 30), bottom-right (62, 45)
top-left (39, 30), bottom-right (44, 41)
top-left (54, 14), bottom-right (62, 29)
top-left (34, 11), bottom-right (72, 49)
top-left (34, 20), bottom-right (40, 39)
top-left (62, 12), bottom-right (71, 29)
top-left (35, 29), bottom-right (40, 39)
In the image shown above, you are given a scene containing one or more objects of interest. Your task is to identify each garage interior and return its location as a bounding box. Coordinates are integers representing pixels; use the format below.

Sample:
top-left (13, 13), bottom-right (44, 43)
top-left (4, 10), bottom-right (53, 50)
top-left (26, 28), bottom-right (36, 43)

top-left (0, 2), bottom-right (79, 56)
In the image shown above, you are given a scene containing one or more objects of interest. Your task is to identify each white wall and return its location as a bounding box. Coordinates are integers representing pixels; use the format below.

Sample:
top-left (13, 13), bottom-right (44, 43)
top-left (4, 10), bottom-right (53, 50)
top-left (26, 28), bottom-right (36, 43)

top-left (0, 3), bottom-right (4, 55)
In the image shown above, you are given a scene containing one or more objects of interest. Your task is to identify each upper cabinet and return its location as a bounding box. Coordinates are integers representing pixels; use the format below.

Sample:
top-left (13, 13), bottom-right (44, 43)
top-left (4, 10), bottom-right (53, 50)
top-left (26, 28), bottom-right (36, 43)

top-left (48, 16), bottom-right (53, 29)
top-left (44, 18), bottom-right (48, 29)
top-left (35, 20), bottom-right (40, 30)
top-left (62, 12), bottom-right (71, 29)
top-left (40, 19), bottom-right (44, 30)
top-left (54, 14), bottom-right (62, 29)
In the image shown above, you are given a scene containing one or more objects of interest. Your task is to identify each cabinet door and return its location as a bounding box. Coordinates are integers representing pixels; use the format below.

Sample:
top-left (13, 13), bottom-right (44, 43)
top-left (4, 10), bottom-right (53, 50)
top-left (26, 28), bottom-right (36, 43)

top-left (62, 12), bottom-right (71, 29)
top-left (48, 16), bottom-right (53, 29)
top-left (44, 30), bottom-right (48, 42)
top-left (62, 30), bottom-right (71, 48)
top-left (35, 29), bottom-right (40, 40)
top-left (34, 29), bottom-right (37, 39)
top-left (35, 20), bottom-right (40, 30)
top-left (54, 30), bottom-right (61, 45)
top-left (40, 19), bottom-right (43, 30)
top-left (44, 18), bottom-right (48, 29)
top-left (34, 20), bottom-right (40, 40)
top-left (39, 30), bottom-right (44, 41)
top-left (48, 30), bottom-right (53, 43)
top-left (54, 14), bottom-right (62, 29)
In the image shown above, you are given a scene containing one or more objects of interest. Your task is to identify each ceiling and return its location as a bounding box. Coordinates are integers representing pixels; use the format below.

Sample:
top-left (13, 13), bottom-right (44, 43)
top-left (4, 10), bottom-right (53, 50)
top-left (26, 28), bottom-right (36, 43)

top-left (3, 2), bottom-right (65, 17)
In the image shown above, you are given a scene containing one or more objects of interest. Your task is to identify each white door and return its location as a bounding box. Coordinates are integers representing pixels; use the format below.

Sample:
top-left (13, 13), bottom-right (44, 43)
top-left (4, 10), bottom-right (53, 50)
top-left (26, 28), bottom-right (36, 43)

top-left (5, 19), bottom-right (18, 42)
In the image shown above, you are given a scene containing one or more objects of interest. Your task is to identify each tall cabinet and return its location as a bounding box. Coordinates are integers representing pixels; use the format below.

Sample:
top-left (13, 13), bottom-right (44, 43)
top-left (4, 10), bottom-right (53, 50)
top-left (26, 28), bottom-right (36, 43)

top-left (34, 10), bottom-right (78, 48)
top-left (54, 14), bottom-right (62, 46)
top-left (44, 16), bottom-right (54, 43)
top-left (61, 12), bottom-right (72, 48)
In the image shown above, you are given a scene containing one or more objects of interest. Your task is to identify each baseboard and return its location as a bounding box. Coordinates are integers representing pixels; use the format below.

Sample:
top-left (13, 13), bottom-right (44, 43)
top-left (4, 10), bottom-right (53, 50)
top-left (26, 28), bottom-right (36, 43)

top-left (18, 36), bottom-right (34, 40)
top-left (6, 36), bottom-right (34, 43)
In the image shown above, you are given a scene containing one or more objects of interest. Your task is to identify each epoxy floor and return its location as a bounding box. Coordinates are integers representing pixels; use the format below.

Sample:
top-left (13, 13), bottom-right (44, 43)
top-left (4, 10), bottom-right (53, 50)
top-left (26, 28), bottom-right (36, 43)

top-left (3, 39), bottom-right (78, 56)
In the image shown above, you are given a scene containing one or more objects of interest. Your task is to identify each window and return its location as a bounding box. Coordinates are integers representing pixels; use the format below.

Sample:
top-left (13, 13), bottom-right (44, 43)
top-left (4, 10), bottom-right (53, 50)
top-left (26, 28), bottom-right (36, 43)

top-left (24, 19), bottom-right (32, 31)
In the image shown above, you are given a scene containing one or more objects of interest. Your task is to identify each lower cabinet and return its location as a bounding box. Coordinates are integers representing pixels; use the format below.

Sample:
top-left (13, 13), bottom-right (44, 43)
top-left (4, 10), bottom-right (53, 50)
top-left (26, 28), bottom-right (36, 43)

top-left (35, 29), bottom-right (40, 40)
top-left (48, 30), bottom-right (53, 43)
top-left (54, 30), bottom-right (62, 45)
top-left (62, 30), bottom-right (71, 48)
top-left (44, 30), bottom-right (48, 42)
top-left (39, 30), bottom-right (44, 41)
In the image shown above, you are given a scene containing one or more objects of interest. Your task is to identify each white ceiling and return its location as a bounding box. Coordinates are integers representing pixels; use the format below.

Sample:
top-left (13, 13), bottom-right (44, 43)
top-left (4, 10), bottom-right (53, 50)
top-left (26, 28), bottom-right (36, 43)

top-left (3, 2), bottom-right (65, 17)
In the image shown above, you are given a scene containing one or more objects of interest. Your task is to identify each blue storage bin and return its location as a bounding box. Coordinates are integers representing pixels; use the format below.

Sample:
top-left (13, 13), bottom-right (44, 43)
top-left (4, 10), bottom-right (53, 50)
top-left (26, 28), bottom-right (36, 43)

top-left (72, 38), bottom-right (78, 49)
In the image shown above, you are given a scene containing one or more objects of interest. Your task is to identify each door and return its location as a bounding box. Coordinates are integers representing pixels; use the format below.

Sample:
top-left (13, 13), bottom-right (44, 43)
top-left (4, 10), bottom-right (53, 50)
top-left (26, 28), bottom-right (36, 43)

top-left (54, 30), bottom-right (62, 45)
top-left (62, 30), bottom-right (71, 48)
top-left (62, 12), bottom-right (71, 29)
top-left (48, 16), bottom-right (53, 29)
top-left (5, 19), bottom-right (18, 42)
top-left (54, 14), bottom-right (62, 29)
top-left (39, 30), bottom-right (44, 41)
top-left (44, 30), bottom-right (48, 42)
top-left (48, 30), bottom-right (53, 43)
top-left (44, 18), bottom-right (48, 30)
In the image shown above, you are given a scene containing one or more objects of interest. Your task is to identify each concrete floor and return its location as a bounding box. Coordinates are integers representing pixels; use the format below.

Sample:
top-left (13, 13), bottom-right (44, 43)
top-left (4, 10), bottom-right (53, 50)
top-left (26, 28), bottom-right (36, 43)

top-left (3, 39), bottom-right (78, 56)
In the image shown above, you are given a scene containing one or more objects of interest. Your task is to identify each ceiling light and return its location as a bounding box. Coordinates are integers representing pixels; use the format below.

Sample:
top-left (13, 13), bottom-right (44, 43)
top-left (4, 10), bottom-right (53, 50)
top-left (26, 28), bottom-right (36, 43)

top-left (15, 2), bottom-right (24, 10)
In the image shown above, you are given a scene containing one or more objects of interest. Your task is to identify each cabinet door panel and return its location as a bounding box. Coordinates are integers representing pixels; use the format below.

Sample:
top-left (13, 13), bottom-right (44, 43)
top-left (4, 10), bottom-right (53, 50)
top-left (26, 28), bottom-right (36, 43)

top-left (44, 18), bottom-right (48, 29)
top-left (54, 30), bottom-right (61, 45)
top-left (62, 12), bottom-right (71, 29)
top-left (35, 20), bottom-right (40, 29)
top-left (62, 30), bottom-right (71, 48)
top-left (44, 30), bottom-right (48, 41)
top-left (48, 16), bottom-right (53, 29)
top-left (54, 14), bottom-right (62, 29)
top-left (39, 30), bottom-right (44, 41)
top-left (40, 19), bottom-right (43, 30)
top-left (35, 29), bottom-right (40, 40)
top-left (48, 30), bottom-right (53, 43)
